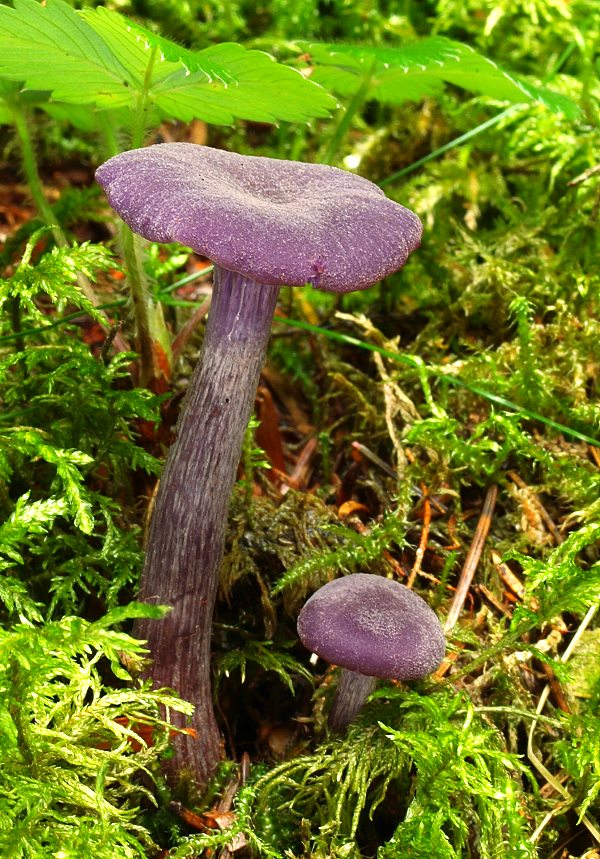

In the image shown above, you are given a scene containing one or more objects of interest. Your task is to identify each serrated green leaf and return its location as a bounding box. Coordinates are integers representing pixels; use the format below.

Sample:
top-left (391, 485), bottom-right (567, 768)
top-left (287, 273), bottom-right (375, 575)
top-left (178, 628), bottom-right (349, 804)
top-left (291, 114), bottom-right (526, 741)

top-left (113, 13), bottom-right (237, 83)
top-left (0, 0), bottom-right (334, 126)
top-left (84, 9), bottom-right (335, 124)
top-left (302, 37), bottom-right (579, 119)
top-left (0, 0), bottom-right (130, 106)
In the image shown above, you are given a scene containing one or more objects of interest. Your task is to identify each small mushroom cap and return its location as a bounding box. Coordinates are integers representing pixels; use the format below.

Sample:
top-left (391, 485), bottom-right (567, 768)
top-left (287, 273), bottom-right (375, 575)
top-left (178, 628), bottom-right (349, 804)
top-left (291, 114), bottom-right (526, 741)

top-left (96, 143), bottom-right (422, 293)
top-left (297, 573), bottom-right (445, 680)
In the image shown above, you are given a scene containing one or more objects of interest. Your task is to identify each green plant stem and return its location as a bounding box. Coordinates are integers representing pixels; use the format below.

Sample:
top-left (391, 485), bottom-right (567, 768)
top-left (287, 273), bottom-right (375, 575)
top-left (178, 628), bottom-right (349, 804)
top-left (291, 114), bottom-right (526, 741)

top-left (132, 46), bottom-right (158, 149)
top-left (288, 125), bottom-right (308, 162)
top-left (320, 60), bottom-right (377, 165)
top-left (119, 224), bottom-right (164, 386)
top-left (114, 45), bottom-right (172, 384)
top-left (9, 103), bottom-right (128, 348)
top-left (10, 103), bottom-right (67, 248)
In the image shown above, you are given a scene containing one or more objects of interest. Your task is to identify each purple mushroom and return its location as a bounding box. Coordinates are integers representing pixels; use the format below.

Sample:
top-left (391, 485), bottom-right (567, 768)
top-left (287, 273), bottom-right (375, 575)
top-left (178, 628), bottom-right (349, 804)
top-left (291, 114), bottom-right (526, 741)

top-left (95, 143), bottom-right (422, 787)
top-left (297, 573), bottom-right (445, 731)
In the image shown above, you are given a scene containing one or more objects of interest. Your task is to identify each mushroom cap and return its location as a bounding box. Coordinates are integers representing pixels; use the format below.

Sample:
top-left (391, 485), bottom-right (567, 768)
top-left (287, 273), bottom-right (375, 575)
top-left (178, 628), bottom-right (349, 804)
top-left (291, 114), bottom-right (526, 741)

top-left (297, 573), bottom-right (445, 680)
top-left (95, 143), bottom-right (422, 293)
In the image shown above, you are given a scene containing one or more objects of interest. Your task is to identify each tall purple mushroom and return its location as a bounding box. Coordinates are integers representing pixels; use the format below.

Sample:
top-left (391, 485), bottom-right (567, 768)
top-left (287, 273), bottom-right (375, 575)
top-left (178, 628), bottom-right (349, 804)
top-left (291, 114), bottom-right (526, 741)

top-left (297, 573), bottom-right (445, 731)
top-left (95, 143), bottom-right (422, 787)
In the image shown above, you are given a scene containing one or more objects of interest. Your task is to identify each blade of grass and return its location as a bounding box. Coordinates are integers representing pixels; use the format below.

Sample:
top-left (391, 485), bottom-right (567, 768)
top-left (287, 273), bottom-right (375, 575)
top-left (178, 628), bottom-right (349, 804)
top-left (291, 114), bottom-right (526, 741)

top-left (379, 104), bottom-right (523, 187)
top-left (0, 300), bottom-right (127, 346)
top-left (157, 265), bottom-right (214, 296)
top-left (5, 279), bottom-right (597, 447)
top-left (274, 315), bottom-right (600, 447)
top-left (379, 43), bottom-right (576, 188)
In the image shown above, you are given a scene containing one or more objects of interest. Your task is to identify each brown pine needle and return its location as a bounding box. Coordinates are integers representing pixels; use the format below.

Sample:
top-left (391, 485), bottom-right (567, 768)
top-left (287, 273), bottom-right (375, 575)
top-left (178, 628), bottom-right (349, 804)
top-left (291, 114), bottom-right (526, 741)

top-left (477, 583), bottom-right (512, 617)
top-left (444, 484), bottom-right (499, 633)
top-left (541, 663), bottom-right (571, 714)
top-left (492, 549), bottom-right (541, 613)
top-left (407, 486), bottom-right (431, 588)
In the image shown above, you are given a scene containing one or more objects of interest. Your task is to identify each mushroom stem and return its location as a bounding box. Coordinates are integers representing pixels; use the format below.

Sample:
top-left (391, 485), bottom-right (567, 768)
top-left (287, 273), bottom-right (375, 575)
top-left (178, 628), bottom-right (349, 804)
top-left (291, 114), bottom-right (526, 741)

top-left (328, 669), bottom-right (378, 732)
top-left (134, 265), bottom-right (280, 788)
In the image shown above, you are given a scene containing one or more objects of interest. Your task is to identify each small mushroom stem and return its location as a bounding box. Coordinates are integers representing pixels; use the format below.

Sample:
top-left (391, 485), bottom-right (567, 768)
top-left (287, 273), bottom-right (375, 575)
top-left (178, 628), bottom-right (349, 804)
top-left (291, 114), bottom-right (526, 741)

top-left (328, 669), bottom-right (377, 732)
top-left (135, 265), bottom-right (280, 788)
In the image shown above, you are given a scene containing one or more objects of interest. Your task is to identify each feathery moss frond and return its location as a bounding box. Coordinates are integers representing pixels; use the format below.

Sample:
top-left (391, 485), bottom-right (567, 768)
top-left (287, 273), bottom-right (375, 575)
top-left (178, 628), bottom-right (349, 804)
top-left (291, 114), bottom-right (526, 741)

top-left (0, 607), bottom-right (191, 858)
top-left (250, 689), bottom-right (534, 858)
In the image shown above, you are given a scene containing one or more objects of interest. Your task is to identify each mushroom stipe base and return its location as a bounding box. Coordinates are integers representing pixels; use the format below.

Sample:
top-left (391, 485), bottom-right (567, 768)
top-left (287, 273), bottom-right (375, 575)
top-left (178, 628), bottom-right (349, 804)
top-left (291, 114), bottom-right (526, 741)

top-left (329, 670), bottom-right (378, 732)
top-left (134, 267), bottom-right (280, 787)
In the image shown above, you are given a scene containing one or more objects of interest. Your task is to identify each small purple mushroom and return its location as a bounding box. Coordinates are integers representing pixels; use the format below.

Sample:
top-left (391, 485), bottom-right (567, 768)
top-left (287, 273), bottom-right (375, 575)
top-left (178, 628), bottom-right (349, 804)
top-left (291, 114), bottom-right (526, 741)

top-left (297, 573), bottom-right (445, 731)
top-left (95, 144), bottom-right (422, 787)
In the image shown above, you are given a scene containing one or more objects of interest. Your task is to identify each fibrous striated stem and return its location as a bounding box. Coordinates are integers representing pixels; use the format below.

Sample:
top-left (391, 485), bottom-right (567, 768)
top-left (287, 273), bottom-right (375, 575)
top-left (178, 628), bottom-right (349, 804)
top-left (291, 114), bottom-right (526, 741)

top-left (328, 669), bottom-right (377, 732)
top-left (135, 266), bottom-right (280, 788)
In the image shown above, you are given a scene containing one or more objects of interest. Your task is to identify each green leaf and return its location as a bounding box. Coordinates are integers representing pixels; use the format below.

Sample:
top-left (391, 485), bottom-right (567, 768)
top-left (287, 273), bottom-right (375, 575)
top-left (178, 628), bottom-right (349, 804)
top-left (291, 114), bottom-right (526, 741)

top-left (301, 37), bottom-right (579, 119)
top-left (0, 0), bottom-right (130, 106)
top-left (41, 101), bottom-right (116, 132)
top-left (83, 9), bottom-right (335, 124)
top-left (96, 602), bottom-right (169, 629)
top-left (0, 0), bottom-right (334, 125)
top-left (0, 79), bottom-right (20, 123)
